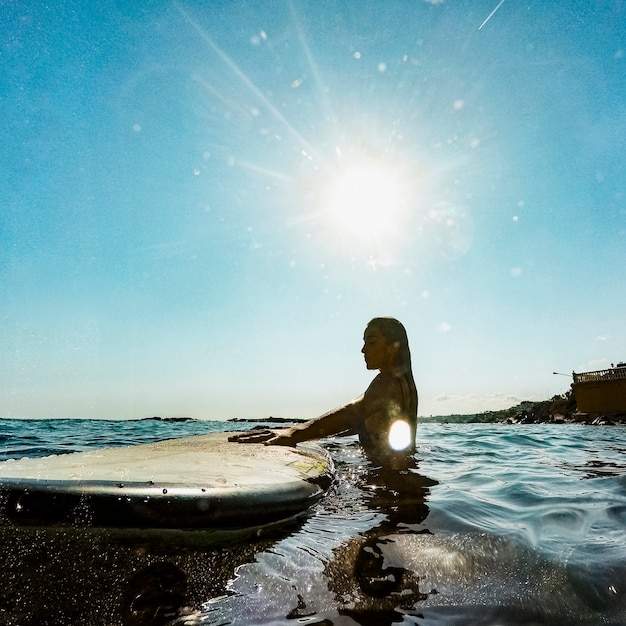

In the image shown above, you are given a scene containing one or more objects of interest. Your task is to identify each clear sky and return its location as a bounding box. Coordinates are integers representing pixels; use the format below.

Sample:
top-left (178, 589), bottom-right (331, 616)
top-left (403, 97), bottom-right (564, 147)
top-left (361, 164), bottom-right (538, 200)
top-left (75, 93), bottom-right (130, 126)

top-left (1, 0), bottom-right (624, 420)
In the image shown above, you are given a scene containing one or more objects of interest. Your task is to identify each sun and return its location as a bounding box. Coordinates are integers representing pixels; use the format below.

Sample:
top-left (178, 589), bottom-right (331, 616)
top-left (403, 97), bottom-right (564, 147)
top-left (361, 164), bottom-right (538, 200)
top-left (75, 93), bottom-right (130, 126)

top-left (326, 159), bottom-right (404, 240)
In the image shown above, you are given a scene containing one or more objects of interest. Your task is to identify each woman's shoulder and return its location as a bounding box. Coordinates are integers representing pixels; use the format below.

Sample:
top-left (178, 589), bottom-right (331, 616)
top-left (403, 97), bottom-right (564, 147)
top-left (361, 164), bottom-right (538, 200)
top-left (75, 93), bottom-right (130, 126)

top-left (364, 372), bottom-right (405, 400)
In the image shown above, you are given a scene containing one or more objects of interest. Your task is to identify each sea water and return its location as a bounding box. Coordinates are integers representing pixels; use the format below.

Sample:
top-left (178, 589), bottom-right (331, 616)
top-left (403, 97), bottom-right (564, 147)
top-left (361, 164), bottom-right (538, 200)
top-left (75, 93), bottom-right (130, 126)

top-left (0, 419), bottom-right (625, 625)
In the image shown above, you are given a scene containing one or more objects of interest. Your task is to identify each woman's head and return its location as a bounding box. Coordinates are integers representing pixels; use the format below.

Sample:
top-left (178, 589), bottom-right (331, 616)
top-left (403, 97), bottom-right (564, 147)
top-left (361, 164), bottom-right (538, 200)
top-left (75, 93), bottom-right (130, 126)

top-left (362, 317), bottom-right (412, 373)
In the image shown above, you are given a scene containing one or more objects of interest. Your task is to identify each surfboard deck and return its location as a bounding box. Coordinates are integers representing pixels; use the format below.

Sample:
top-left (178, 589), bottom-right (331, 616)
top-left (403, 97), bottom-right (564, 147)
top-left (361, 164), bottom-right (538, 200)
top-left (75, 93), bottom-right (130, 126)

top-left (0, 432), bottom-right (334, 529)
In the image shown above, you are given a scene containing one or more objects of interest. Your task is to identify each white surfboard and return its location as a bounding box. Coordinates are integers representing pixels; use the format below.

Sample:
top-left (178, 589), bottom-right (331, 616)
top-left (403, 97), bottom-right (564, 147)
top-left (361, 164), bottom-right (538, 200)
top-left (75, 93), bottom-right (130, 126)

top-left (0, 432), bottom-right (333, 529)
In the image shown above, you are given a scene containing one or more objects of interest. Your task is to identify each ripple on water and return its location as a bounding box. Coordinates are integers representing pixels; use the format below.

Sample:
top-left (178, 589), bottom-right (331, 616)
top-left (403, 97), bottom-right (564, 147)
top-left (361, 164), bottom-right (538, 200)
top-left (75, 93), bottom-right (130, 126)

top-left (2, 420), bottom-right (626, 625)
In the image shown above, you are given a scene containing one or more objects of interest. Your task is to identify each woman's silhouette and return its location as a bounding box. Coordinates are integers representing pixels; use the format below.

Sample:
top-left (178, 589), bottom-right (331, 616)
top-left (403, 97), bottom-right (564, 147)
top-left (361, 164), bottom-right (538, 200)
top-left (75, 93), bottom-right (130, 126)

top-left (230, 317), bottom-right (418, 470)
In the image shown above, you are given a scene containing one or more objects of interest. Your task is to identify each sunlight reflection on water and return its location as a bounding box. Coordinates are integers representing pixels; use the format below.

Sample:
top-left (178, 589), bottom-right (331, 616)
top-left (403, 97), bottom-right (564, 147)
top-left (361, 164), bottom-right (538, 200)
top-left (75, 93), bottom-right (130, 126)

top-left (202, 423), bottom-right (626, 625)
top-left (1, 421), bottom-right (626, 625)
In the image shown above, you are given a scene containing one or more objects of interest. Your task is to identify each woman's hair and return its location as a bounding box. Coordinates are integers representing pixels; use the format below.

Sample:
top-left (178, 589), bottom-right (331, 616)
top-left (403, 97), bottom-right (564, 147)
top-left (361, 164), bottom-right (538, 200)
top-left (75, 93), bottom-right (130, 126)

top-left (366, 317), bottom-right (412, 373)
top-left (367, 318), bottom-right (418, 430)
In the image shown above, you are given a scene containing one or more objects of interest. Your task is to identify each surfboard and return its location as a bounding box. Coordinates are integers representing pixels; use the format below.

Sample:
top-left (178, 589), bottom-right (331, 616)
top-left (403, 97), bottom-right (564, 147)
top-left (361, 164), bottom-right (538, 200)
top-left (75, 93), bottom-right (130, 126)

top-left (0, 432), bottom-right (333, 530)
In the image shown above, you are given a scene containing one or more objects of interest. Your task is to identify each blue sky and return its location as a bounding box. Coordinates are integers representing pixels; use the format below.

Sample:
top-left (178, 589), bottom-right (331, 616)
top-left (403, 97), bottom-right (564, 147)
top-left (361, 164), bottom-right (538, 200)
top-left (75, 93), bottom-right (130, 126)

top-left (1, 0), bottom-right (624, 420)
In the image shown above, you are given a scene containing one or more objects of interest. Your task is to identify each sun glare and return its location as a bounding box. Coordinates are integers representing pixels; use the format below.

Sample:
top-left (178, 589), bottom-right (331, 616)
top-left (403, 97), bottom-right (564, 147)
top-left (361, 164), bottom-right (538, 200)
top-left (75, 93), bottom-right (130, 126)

top-left (388, 419), bottom-right (412, 451)
top-left (326, 160), bottom-right (403, 239)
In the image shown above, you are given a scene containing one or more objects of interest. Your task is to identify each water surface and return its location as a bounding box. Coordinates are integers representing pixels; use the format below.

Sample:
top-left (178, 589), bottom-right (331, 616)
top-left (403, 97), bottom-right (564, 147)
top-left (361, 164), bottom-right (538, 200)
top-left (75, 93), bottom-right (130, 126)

top-left (1, 419), bottom-right (625, 625)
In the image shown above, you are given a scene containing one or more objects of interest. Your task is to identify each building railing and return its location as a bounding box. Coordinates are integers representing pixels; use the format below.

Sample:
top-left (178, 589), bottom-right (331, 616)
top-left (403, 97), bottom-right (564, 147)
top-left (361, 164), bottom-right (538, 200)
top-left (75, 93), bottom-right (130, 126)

top-left (573, 368), bottom-right (626, 384)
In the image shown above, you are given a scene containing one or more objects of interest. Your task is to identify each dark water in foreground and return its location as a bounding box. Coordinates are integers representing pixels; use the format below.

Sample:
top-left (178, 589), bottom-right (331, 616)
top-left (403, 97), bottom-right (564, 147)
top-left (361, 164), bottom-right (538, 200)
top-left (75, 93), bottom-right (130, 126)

top-left (1, 419), bottom-right (626, 625)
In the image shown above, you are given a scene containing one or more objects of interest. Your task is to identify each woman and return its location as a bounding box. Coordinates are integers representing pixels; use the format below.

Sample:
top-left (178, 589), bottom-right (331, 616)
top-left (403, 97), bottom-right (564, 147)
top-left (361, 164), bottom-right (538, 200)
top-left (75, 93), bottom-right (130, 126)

top-left (230, 317), bottom-right (418, 469)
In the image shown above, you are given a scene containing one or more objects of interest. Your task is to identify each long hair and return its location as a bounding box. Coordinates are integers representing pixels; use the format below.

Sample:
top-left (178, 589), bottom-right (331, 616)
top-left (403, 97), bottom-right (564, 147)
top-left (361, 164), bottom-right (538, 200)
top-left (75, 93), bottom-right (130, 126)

top-left (366, 317), bottom-right (418, 449)
top-left (366, 317), bottom-right (413, 374)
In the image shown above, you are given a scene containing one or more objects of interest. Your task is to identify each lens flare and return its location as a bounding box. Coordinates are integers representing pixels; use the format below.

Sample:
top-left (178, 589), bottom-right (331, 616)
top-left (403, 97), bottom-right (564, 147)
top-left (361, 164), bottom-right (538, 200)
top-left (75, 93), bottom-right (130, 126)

top-left (388, 419), bottom-right (412, 451)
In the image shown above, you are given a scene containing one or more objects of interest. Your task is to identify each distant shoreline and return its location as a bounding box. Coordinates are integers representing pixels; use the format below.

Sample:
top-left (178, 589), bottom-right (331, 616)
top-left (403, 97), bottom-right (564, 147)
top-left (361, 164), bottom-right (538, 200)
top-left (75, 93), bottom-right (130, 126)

top-left (420, 395), bottom-right (626, 426)
top-left (227, 416), bottom-right (308, 424)
top-left (2, 398), bottom-right (624, 425)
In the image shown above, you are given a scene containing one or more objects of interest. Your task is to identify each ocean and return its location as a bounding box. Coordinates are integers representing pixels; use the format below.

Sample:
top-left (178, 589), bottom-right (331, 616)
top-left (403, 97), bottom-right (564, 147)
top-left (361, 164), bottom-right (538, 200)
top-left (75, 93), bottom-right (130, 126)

top-left (1, 419), bottom-right (625, 625)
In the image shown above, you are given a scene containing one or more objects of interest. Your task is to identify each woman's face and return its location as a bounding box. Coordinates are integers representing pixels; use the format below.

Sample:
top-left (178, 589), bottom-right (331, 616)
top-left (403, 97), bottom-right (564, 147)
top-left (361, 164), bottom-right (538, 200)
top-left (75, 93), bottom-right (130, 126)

top-left (361, 325), bottom-right (398, 371)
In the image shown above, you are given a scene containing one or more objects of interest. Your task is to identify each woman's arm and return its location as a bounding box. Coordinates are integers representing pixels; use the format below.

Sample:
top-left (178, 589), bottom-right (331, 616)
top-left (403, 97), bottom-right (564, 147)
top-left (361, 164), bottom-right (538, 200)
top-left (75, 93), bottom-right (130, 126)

top-left (230, 373), bottom-right (411, 448)
top-left (271, 398), bottom-right (363, 445)
top-left (229, 396), bottom-right (364, 446)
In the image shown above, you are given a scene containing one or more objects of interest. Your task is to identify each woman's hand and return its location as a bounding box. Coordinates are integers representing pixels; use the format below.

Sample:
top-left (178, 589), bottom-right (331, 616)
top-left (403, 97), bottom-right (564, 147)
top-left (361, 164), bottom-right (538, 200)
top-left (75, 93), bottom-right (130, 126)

top-left (264, 430), bottom-right (296, 446)
top-left (228, 428), bottom-right (295, 446)
top-left (228, 429), bottom-right (275, 444)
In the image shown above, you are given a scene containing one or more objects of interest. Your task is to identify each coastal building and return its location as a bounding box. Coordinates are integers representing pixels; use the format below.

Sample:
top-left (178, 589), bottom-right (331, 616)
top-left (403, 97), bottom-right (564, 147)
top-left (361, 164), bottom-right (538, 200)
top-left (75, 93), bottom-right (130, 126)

top-left (573, 363), bottom-right (626, 414)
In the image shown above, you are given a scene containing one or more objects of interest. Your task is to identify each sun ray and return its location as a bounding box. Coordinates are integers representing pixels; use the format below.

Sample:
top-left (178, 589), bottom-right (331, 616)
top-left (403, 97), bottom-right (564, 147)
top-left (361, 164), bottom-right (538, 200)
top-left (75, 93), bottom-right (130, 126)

top-left (175, 2), bottom-right (316, 156)
top-left (235, 159), bottom-right (294, 182)
top-left (191, 73), bottom-right (251, 119)
top-left (287, 0), bottom-right (336, 125)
